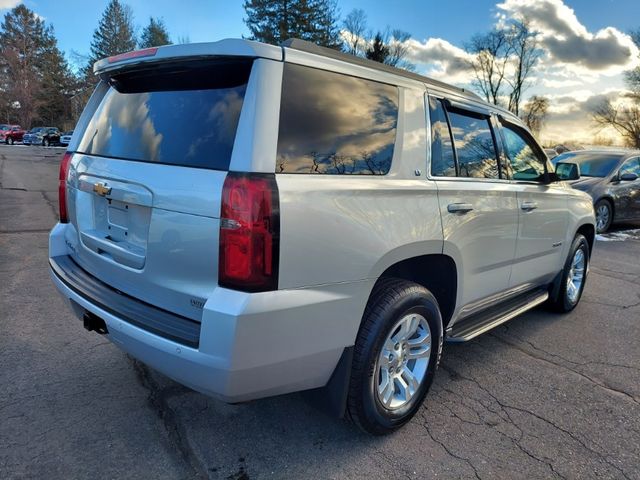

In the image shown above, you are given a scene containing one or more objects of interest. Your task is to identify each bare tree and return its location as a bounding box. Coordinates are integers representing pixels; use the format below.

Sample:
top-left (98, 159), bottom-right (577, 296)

top-left (386, 29), bottom-right (414, 71)
top-left (466, 19), bottom-right (541, 115)
top-left (506, 20), bottom-right (541, 116)
top-left (467, 29), bottom-right (510, 106)
top-left (521, 95), bottom-right (549, 137)
top-left (592, 99), bottom-right (640, 148)
top-left (342, 8), bottom-right (367, 55)
top-left (341, 12), bottom-right (414, 70)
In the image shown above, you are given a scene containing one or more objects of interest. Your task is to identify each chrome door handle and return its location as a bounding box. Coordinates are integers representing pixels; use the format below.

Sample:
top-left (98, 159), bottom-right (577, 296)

top-left (521, 201), bottom-right (538, 211)
top-left (447, 203), bottom-right (474, 214)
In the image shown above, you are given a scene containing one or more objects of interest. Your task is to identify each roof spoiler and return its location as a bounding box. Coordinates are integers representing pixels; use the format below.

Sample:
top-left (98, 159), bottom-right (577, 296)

top-left (93, 38), bottom-right (282, 75)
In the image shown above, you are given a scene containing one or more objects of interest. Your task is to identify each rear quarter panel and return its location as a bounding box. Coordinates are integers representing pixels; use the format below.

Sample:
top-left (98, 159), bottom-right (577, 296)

top-left (276, 87), bottom-right (444, 289)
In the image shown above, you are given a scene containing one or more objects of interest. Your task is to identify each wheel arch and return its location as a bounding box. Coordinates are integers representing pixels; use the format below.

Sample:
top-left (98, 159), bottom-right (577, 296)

top-left (373, 254), bottom-right (458, 329)
top-left (576, 222), bottom-right (596, 257)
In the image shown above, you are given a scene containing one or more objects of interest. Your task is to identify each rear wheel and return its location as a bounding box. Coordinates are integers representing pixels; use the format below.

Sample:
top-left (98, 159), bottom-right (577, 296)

top-left (347, 278), bottom-right (442, 435)
top-left (550, 234), bottom-right (589, 312)
top-left (595, 199), bottom-right (612, 233)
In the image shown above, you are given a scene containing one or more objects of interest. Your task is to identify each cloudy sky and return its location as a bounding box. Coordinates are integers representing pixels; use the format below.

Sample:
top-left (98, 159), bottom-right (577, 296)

top-left (10, 0), bottom-right (640, 145)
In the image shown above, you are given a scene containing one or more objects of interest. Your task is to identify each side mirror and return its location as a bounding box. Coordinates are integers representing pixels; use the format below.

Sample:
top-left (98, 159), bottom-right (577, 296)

top-left (620, 172), bottom-right (639, 182)
top-left (555, 162), bottom-right (580, 181)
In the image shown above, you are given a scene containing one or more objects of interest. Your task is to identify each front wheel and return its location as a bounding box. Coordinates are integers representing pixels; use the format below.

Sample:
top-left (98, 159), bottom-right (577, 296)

top-left (9, 137), bottom-right (13, 145)
top-left (550, 234), bottom-right (590, 312)
top-left (347, 278), bottom-right (442, 435)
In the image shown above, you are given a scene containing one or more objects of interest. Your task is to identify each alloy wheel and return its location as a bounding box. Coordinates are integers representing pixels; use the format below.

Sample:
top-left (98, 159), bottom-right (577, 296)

top-left (375, 313), bottom-right (431, 410)
top-left (595, 203), bottom-right (610, 233)
top-left (566, 248), bottom-right (586, 304)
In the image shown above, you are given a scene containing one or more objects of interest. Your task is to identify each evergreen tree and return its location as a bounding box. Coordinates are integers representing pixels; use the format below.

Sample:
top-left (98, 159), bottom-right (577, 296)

top-left (0, 5), bottom-right (76, 127)
top-left (365, 33), bottom-right (389, 64)
top-left (86, 0), bottom-right (135, 77)
top-left (139, 17), bottom-right (171, 48)
top-left (243, 0), bottom-right (341, 48)
top-left (37, 41), bottom-right (79, 128)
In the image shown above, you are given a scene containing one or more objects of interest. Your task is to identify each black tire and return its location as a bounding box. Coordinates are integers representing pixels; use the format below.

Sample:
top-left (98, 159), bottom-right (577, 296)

top-left (347, 278), bottom-right (443, 435)
top-left (594, 199), bottom-right (612, 233)
top-left (549, 234), bottom-right (590, 312)
top-left (9, 137), bottom-right (13, 145)
top-left (42, 138), bottom-right (46, 146)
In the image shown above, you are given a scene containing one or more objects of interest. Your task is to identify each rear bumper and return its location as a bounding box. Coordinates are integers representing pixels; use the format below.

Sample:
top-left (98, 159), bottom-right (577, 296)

top-left (49, 223), bottom-right (370, 402)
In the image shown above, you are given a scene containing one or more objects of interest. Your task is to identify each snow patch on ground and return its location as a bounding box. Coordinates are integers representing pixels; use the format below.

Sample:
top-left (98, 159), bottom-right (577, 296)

top-left (596, 229), bottom-right (640, 242)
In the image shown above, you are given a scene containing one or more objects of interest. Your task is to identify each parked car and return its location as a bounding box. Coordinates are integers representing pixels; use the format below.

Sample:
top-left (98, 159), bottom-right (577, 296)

top-left (23, 126), bottom-right (60, 146)
top-left (49, 39), bottom-right (595, 435)
top-left (59, 131), bottom-right (73, 146)
top-left (554, 149), bottom-right (640, 233)
top-left (22, 127), bottom-right (45, 145)
top-left (2, 125), bottom-right (25, 144)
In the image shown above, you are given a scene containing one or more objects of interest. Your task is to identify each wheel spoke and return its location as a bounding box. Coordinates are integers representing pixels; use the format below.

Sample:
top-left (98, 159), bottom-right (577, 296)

top-left (398, 367), bottom-right (420, 401)
top-left (378, 370), bottom-right (395, 407)
top-left (407, 328), bottom-right (431, 359)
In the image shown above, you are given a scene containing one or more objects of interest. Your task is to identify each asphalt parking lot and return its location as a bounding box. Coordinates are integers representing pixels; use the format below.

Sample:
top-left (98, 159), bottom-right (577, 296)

top-left (1, 145), bottom-right (639, 480)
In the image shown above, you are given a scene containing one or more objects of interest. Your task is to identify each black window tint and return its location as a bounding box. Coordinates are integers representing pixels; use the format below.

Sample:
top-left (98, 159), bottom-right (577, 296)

top-left (447, 110), bottom-right (499, 179)
top-left (429, 97), bottom-right (456, 177)
top-left (76, 60), bottom-right (251, 170)
top-left (277, 63), bottom-right (398, 175)
top-left (501, 124), bottom-right (545, 180)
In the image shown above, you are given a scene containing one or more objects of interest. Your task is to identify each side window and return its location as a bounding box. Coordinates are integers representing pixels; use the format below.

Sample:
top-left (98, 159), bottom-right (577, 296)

top-left (277, 63), bottom-right (398, 175)
top-left (619, 158), bottom-right (640, 176)
top-left (428, 97), bottom-right (456, 177)
top-left (447, 109), bottom-right (500, 179)
top-left (501, 123), bottom-right (546, 181)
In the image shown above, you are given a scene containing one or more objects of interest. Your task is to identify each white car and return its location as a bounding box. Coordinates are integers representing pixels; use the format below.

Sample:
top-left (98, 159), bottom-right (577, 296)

top-left (59, 131), bottom-right (73, 147)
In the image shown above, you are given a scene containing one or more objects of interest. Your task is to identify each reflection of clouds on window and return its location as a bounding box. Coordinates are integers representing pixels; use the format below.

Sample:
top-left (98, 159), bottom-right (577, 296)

top-left (502, 125), bottom-right (545, 180)
top-left (277, 64), bottom-right (398, 175)
top-left (76, 83), bottom-right (246, 170)
top-left (448, 111), bottom-right (499, 179)
top-left (429, 97), bottom-right (456, 177)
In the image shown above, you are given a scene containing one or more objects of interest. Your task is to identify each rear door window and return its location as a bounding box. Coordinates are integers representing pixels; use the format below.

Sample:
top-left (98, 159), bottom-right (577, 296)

top-left (76, 59), bottom-right (252, 170)
top-left (277, 63), bottom-right (398, 175)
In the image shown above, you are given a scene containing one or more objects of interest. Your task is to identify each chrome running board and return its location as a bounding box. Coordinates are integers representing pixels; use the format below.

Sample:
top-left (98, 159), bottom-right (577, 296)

top-left (446, 289), bottom-right (549, 342)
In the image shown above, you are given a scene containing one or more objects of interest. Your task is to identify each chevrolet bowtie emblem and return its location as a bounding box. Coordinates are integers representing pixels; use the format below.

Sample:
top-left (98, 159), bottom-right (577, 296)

top-left (93, 182), bottom-right (112, 197)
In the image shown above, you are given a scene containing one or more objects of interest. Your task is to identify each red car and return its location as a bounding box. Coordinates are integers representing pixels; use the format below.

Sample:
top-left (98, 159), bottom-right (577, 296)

top-left (0, 125), bottom-right (26, 144)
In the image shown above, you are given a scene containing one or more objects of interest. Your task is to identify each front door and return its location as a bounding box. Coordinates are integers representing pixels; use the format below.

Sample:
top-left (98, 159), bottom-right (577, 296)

top-left (497, 120), bottom-right (568, 287)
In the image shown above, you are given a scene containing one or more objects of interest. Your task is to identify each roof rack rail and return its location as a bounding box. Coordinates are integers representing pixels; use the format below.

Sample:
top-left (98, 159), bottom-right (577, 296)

top-left (281, 38), bottom-right (482, 101)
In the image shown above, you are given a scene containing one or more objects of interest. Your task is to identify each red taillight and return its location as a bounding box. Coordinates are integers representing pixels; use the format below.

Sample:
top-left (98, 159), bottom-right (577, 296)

top-left (219, 173), bottom-right (279, 292)
top-left (58, 152), bottom-right (72, 223)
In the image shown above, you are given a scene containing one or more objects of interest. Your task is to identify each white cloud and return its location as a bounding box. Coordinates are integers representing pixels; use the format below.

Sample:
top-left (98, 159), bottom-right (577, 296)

top-left (541, 89), bottom-right (632, 144)
top-left (405, 38), bottom-right (475, 83)
top-left (0, 0), bottom-right (21, 9)
top-left (497, 0), bottom-right (640, 75)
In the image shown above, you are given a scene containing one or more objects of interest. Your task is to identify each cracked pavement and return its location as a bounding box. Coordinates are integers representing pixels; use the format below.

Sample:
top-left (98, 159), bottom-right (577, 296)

top-left (1, 146), bottom-right (639, 479)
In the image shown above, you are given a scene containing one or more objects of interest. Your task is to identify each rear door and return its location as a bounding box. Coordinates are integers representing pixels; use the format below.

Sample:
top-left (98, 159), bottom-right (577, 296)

top-left (497, 119), bottom-right (568, 287)
top-left (64, 58), bottom-right (253, 320)
top-left (428, 96), bottom-right (519, 311)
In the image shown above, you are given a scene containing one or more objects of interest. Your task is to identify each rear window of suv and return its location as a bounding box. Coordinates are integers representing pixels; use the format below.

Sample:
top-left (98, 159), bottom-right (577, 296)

top-left (76, 59), bottom-right (252, 170)
top-left (277, 63), bottom-right (399, 175)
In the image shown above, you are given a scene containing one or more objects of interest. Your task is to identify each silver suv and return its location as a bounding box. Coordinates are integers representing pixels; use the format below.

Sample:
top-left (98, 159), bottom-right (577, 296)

top-left (49, 39), bottom-right (595, 434)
